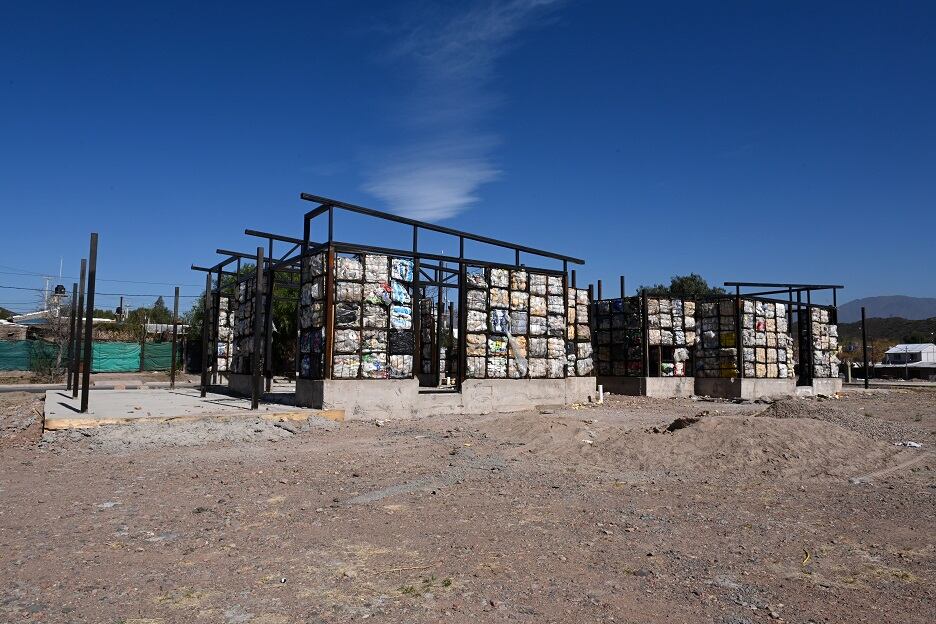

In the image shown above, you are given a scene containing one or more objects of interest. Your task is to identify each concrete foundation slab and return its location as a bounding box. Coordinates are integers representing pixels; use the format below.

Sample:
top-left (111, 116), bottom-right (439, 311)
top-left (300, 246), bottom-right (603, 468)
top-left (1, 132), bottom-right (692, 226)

top-left (811, 378), bottom-right (843, 395)
top-left (43, 388), bottom-right (316, 430)
top-left (694, 377), bottom-right (796, 400)
top-left (295, 377), bottom-right (597, 420)
top-left (596, 376), bottom-right (695, 398)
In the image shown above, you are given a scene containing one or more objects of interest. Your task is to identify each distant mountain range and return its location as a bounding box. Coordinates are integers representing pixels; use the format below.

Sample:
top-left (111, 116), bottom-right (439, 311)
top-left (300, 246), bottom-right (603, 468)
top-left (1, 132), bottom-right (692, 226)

top-left (837, 296), bottom-right (936, 323)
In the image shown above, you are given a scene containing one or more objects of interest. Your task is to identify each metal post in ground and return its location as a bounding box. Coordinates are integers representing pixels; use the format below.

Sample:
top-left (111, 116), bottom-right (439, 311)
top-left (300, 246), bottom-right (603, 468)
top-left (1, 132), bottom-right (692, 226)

top-left (170, 286), bottom-right (179, 389)
top-left (66, 282), bottom-right (78, 391)
top-left (861, 306), bottom-right (869, 389)
top-left (80, 233), bottom-right (98, 414)
top-left (251, 246), bottom-right (265, 410)
top-left (200, 272), bottom-right (211, 397)
top-left (71, 259), bottom-right (87, 398)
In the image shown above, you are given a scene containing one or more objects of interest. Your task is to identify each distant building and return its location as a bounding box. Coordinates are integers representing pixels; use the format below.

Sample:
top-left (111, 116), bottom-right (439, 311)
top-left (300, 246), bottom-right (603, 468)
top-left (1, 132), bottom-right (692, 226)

top-left (878, 343), bottom-right (936, 380)
top-left (0, 319), bottom-right (28, 341)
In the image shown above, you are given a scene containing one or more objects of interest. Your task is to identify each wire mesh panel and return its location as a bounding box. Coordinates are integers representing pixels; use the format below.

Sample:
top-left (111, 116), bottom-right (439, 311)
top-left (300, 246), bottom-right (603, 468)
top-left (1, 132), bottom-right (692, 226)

top-left (297, 250), bottom-right (326, 379)
top-left (592, 297), bottom-right (643, 376)
top-left (566, 287), bottom-right (594, 376)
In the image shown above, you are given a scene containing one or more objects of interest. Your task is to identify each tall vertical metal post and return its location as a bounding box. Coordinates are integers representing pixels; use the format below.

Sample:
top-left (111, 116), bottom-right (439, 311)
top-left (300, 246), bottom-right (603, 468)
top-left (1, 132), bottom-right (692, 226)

top-left (251, 247), bottom-right (265, 409)
top-left (66, 282), bottom-right (78, 390)
top-left (861, 306), bottom-right (869, 389)
top-left (597, 279), bottom-right (603, 301)
top-left (641, 290), bottom-right (650, 377)
top-left (170, 286), bottom-right (179, 389)
top-left (735, 285), bottom-right (743, 379)
top-left (200, 272), bottom-right (211, 397)
top-left (412, 225), bottom-right (421, 377)
top-left (71, 259), bottom-right (87, 398)
top-left (571, 270), bottom-right (576, 289)
top-left (620, 275), bottom-right (626, 299)
top-left (212, 268), bottom-right (222, 385)
top-left (264, 239), bottom-right (274, 392)
top-left (456, 236), bottom-right (466, 390)
top-left (79, 233), bottom-right (98, 414)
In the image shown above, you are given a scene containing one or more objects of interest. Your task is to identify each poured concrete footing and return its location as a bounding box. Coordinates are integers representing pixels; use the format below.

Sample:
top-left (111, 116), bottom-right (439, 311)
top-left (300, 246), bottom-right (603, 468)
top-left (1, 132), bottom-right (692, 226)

top-left (694, 377), bottom-right (796, 400)
top-left (597, 376), bottom-right (695, 398)
top-left (295, 377), bottom-right (597, 420)
top-left (811, 377), bottom-right (843, 395)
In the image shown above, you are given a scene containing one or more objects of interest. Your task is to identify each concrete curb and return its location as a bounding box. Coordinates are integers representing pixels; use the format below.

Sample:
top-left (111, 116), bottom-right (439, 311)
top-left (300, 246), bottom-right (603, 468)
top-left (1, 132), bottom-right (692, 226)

top-left (0, 382), bottom-right (200, 394)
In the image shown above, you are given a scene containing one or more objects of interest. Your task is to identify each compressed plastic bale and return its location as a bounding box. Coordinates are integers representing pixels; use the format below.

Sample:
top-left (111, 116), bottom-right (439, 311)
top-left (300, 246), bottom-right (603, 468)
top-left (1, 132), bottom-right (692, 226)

top-left (490, 309), bottom-right (510, 334)
top-left (566, 324), bottom-right (575, 341)
top-left (508, 358), bottom-right (525, 379)
top-left (647, 299), bottom-right (660, 315)
top-left (363, 303), bottom-right (388, 328)
top-left (333, 354), bottom-right (360, 379)
top-left (546, 276), bottom-right (562, 295)
top-left (529, 338), bottom-right (547, 358)
top-left (529, 296), bottom-right (547, 316)
top-left (466, 270), bottom-right (487, 289)
top-left (523, 358), bottom-right (543, 378)
top-left (489, 288), bottom-right (509, 309)
top-left (335, 303), bottom-right (360, 327)
top-left (488, 337), bottom-right (508, 356)
top-left (660, 330), bottom-right (674, 346)
top-left (576, 324), bottom-right (590, 341)
top-left (674, 329), bottom-right (686, 345)
top-left (389, 355), bottom-right (413, 378)
top-left (466, 333), bottom-right (486, 356)
top-left (361, 353), bottom-right (388, 379)
top-left (510, 311), bottom-right (528, 334)
top-left (576, 358), bottom-right (594, 376)
top-left (576, 289), bottom-right (589, 305)
top-left (547, 315), bottom-right (565, 336)
top-left (510, 291), bottom-right (529, 311)
top-left (334, 329), bottom-right (360, 354)
top-left (776, 318), bottom-right (788, 334)
top-left (299, 306), bottom-right (314, 329)
top-left (510, 335), bottom-right (528, 358)
top-left (335, 256), bottom-right (363, 281)
top-left (673, 347), bottom-right (690, 363)
top-left (388, 329), bottom-right (414, 355)
top-left (661, 362), bottom-right (675, 377)
top-left (546, 296), bottom-right (563, 315)
top-left (598, 317), bottom-right (612, 330)
top-left (766, 333), bottom-right (778, 347)
top-left (391, 258), bottom-right (413, 282)
top-left (576, 304), bottom-right (589, 321)
top-left (364, 255), bottom-right (389, 282)
top-left (778, 362), bottom-right (788, 378)
top-left (743, 362), bottom-right (756, 377)
top-left (490, 268), bottom-right (509, 288)
top-left (467, 289), bottom-right (486, 311)
top-left (743, 347), bottom-right (755, 363)
top-left (335, 281), bottom-right (363, 303)
top-left (389, 281), bottom-right (411, 305)
top-left (363, 282), bottom-right (391, 305)
top-left (362, 330), bottom-right (388, 352)
top-left (467, 356), bottom-right (485, 378)
top-left (487, 356), bottom-right (507, 378)
top-left (529, 316), bottom-right (547, 336)
top-left (467, 310), bottom-right (487, 332)
top-left (546, 359), bottom-right (564, 378)
top-left (529, 273), bottom-right (547, 295)
top-left (390, 305), bottom-right (412, 330)
top-left (648, 329), bottom-right (661, 345)
top-left (767, 349), bottom-right (778, 363)
top-left (577, 342), bottom-right (593, 359)
top-left (547, 337), bottom-right (565, 359)
top-left (777, 348), bottom-right (787, 363)
top-left (510, 270), bottom-right (528, 290)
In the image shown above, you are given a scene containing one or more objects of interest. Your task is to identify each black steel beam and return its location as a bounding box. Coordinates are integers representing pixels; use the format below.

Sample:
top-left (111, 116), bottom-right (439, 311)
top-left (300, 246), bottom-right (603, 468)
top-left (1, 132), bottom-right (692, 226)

top-left (301, 192), bottom-right (584, 265)
top-left (244, 229), bottom-right (305, 245)
top-left (725, 281), bottom-right (844, 290)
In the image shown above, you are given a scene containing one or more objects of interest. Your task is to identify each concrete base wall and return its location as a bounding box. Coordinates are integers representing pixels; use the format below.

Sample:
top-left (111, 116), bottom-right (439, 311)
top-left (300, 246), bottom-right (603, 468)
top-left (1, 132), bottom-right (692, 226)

top-left (296, 376), bottom-right (597, 420)
top-left (694, 377), bottom-right (796, 400)
top-left (596, 376), bottom-right (695, 398)
top-left (812, 378), bottom-right (843, 395)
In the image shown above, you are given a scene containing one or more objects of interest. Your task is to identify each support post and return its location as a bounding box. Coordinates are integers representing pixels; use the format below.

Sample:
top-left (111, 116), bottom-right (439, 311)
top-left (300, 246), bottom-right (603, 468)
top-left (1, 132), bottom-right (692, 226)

top-left (412, 225), bottom-right (421, 377)
top-left (735, 286), bottom-right (743, 379)
top-left (457, 236), bottom-right (466, 390)
top-left (71, 259), bottom-right (86, 398)
top-left (170, 286), bottom-right (179, 389)
top-left (620, 275), bottom-right (626, 299)
top-left (212, 269), bottom-right (222, 384)
top-left (861, 306), bottom-right (869, 389)
top-left (571, 270), bottom-right (576, 289)
top-left (79, 233), bottom-right (98, 413)
top-left (263, 239), bottom-right (275, 393)
top-left (597, 279), bottom-right (603, 301)
top-left (251, 247), bottom-right (265, 409)
top-left (66, 282), bottom-right (78, 391)
top-left (200, 272), bottom-right (211, 397)
top-left (641, 291), bottom-right (649, 377)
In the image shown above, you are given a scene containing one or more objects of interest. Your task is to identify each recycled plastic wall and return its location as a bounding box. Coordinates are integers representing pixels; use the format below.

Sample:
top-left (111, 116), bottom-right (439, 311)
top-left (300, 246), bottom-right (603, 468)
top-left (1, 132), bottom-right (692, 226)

top-left (809, 308), bottom-right (839, 378)
top-left (695, 299), bottom-right (795, 379)
top-left (298, 251), bottom-right (415, 380)
top-left (214, 295), bottom-right (234, 372)
top-left (231, 278), bottom-right (264, 374)
top-left (566, 287), bottom-right (594, 376)
top-left (593, 297), bottom-right (643, 376)
top-left (646, 297), bottom-right (696, 376)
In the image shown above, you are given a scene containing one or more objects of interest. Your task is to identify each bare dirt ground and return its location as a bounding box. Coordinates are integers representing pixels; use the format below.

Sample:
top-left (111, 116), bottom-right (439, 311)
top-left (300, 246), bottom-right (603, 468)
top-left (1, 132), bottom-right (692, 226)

top-left (1, 388), bottom-right (933, 623)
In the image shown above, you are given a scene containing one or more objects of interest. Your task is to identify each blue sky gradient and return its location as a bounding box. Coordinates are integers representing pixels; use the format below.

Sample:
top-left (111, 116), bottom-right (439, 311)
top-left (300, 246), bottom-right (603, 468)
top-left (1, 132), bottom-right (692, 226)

top-left (1, 1), bottom-right (934, 314)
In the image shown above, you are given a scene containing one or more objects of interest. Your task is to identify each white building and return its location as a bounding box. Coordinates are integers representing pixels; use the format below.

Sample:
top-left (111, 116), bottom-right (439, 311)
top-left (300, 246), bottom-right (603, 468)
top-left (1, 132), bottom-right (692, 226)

top-left (883, 343), bottom-right (936, 365)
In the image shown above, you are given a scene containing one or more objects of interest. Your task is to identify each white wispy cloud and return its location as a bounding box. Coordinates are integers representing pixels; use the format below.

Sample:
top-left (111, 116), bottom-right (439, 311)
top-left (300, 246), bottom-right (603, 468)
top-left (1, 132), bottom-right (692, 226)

top-left (363, 0), bottom-right (561, 221)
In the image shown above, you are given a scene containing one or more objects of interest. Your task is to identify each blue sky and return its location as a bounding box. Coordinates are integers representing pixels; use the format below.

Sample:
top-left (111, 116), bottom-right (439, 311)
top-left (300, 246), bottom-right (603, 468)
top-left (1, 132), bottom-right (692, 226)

top-left (1, 0), bottom-right (934, 314)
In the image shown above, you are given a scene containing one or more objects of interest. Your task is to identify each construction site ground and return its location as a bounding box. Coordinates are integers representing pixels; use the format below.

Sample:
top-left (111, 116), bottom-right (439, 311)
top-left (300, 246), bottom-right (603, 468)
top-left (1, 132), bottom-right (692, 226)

top-left (0, 387), bottom-right (933, 623)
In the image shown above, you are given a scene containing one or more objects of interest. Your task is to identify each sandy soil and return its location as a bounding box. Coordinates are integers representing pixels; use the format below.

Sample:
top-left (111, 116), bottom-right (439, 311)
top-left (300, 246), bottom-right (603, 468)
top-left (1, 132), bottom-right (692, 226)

top-left (0, 388), bottom-right (933, 623)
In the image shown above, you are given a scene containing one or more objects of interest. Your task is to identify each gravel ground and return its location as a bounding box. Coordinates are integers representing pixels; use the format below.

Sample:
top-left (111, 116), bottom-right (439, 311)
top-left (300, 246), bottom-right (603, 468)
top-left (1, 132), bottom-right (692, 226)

top-left (0, 388), bottom-right (933, 623)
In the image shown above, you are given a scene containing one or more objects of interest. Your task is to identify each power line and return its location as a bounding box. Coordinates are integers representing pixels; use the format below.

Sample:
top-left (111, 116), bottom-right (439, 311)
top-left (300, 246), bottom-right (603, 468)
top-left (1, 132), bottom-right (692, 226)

top-left (0, 284), bottom-right (200, 298)
top-left (0, 265), bottom-right (201, 287)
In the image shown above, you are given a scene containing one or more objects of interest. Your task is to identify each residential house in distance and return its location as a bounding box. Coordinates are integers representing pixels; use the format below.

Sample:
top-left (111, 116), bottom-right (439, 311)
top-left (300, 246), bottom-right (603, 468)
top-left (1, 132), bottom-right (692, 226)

top-left (877, 343), bottom-right (936, 380)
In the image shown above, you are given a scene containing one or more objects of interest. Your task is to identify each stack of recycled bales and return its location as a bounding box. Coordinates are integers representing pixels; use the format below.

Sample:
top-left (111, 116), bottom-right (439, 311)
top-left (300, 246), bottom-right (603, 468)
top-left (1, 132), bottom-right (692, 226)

top-left (215, 296), bottom-right (234, 372)
top-left (810, 308), bottom-right (839, 378)
top-left (419, 298), bottom-right (434, 375)
top-left (695, 299), bottom-right (739, 378)
top-left (231, 278), bottom-right (262, 374)
top-left (297, 252), bottom-right (415, 380)
top-left (740, 300), bottom-right (796, 379)
top-left (465, 267), bottom-right (567, 379)
top-left (593, 297), bottom-right (643, 376)
top-left (646, 297), bottom-right (696, 377)
top-left (566, 287), bottom-right (593, 376)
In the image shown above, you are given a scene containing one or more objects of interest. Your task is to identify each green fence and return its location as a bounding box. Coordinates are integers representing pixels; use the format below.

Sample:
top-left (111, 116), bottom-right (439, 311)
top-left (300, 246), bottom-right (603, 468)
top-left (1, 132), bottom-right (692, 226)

top-left (0, 340), bottom-right (179, 373)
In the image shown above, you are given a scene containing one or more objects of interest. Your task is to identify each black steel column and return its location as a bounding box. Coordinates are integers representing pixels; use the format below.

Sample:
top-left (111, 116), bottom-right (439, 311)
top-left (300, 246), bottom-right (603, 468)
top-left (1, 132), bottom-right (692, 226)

top-left (641, 291), bottom-right (649, 377)
top-left (79, 233), bottom-right (98, 414)
top-left (263, 261), bottom-right (275, 393)
top-left (71, 259), bottom-right (86, 398)
top-left (200, 272), bottom-right (211, 397)
top-left (597, 279), bottom-right (602, 301)
top-left (212, 268), bottom-right (222, 385)
top-left (412, 226), bottom-right (421, 377)
top-left (251, 247), bottom-right (265, 410)
top-left (66, 282), bottom-right (78, 391)
top-left (170, 286), bottom-right (179, 389)
top-left (620, 275), bottom-right (626, 299)
top-left (456, 236), bottom-right (466, 391)
top-left (735, 286), bottom-right (743, 379)
top-left (861, 306), bottom-right (869, 389)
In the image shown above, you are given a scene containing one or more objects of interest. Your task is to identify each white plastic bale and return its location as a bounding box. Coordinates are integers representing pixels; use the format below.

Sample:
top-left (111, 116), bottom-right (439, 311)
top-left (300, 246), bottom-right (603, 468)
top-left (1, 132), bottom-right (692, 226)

top-left (490, 268), bottom-right (509, 288)
top-left (333, 355), bottom-right (360, 379)
top-left (390, 306), bottom-right (412, 330)
top-left (510, 270), bottom-right (528, 290)
top-left (466, 270), bottom-right (487, 289)
top-left (529, 296), bottom-right (547, 316)
top-left (391, 258), bottom-right (414, 282)
top-left (508, 358), bottom-right (524, 378)
top-left (529, 337), bottom-right (547, 358)
top-left (547, 276), bottom-right (563, 295)
top-left (335, 282), bottom-right (363, 302)
top-left (510, 335), bottom-right (528, 358)
top-left (467, 310), bottom-right (487, 332)
top-left (576, 324), bottom-right (591, 341)
top-left (361, 353), bottom-right (388, 379)
top-left (529, 274), bottom-right (547, 295)
top-left (488, 336), bottom-right (508, 356)
top-left (547, 315), bottom-right (565, 336)
top-left (528, 358), bottom-right (547, 378)
top-left (363, 303), bottom-right (388, 328)
top-left (467, 356), bottom-right (485, 378)
top-left (489, 288), bottom-right (509, 309)
top-left (335, 256), bottom-right (363, 281)
top-left (510, 291), bottom-right (529, 311)
top-left (388, 355), bottom-right (413, 378)
top-left (577, 342), bottom-right (593, 359)
top-left (546, 359), bottom-right (564, 378)
top-left (487, 356), bottom-right (507, 378)
top-left (364, 255), bottom-right (389, 282)
top-left (576, 358), bottom-right (594, 376)
top-left (576, 289), bottom-right (589, 305)
top-left (334, 329), bottom-right (361, 354)
top-left (547, 295), bottom-right (564, 315)
top-left (547, 337), bottom-right (565, 359)
top-left (510, 311), bottom-right (528, 334)
top-left (361, 330), bottom-right (388, 353)
top-left (529, 316), bottom-right (547, 336)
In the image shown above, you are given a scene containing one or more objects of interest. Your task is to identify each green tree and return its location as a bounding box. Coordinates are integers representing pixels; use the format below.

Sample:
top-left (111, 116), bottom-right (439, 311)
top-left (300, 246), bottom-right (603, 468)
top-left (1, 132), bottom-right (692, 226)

top-left (639, 274), bottom-right (726, 298)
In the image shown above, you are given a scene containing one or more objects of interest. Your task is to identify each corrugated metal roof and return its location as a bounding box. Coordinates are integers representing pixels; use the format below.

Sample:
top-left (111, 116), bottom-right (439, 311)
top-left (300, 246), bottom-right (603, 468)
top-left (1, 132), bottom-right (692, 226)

top-left (884, 343), bottom-right (936, 354)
